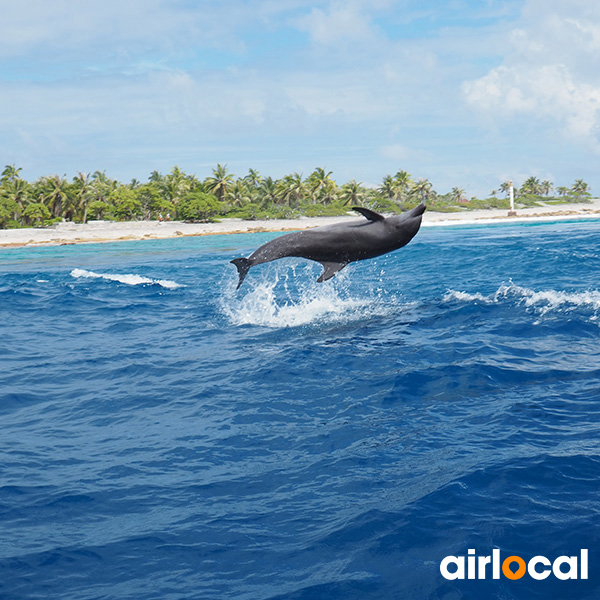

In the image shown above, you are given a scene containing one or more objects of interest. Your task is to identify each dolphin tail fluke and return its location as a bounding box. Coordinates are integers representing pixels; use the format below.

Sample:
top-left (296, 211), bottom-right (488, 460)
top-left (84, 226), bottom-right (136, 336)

top-left (231, 257), bottom-right (252, 289)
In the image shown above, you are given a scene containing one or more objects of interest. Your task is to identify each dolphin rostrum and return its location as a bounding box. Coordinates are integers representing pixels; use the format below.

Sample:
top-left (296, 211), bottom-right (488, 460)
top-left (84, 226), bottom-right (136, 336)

top-left (230, 203), bottom-right (426, 289)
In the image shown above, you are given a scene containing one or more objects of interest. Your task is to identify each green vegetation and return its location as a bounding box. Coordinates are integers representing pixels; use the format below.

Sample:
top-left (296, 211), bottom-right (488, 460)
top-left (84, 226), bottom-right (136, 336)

top-left (0, 164), bottom-right (593, 229)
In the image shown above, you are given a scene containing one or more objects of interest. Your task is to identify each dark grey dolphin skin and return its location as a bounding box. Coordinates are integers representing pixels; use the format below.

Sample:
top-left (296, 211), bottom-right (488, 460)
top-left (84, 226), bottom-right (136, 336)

top-left (231, 203), bottom-right (426, 289)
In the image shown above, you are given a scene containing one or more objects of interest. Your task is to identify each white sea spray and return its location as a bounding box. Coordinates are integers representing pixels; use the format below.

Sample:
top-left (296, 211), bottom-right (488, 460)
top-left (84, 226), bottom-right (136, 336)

top-left (445, 281), bottom-right (600, 320)
top-left (70, 268), bottom-right (182, 289)
top-left (219, 262), bottom-right (403, 328)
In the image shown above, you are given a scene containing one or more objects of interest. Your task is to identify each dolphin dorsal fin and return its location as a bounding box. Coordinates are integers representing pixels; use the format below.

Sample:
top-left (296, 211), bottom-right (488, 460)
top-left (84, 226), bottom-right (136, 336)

top-left (352, 206), bottom-right (385, 222)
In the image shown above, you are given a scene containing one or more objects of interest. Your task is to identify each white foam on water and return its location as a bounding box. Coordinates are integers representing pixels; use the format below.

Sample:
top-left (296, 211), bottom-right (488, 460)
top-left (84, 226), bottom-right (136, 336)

top-left (220, 263), bottom-right (400, 328)
top-left (444, 290), bottom-right (489, 303)
top-left (444, 281), bottom-right (600, 319)
top-left (70, 268), bottom-right (182, 289)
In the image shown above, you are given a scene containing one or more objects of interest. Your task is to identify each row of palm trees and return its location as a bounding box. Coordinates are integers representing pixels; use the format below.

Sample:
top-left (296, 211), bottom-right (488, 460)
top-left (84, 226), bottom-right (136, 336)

top-left (0, 163), bottom-right (593, 227)
top-left (494, 176), bottom-right (591, 199)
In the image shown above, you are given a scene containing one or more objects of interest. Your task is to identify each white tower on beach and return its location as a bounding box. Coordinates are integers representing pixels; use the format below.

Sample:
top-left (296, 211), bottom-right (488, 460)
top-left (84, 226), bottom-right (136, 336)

top-left (508, 180), bottom-right (516, 216)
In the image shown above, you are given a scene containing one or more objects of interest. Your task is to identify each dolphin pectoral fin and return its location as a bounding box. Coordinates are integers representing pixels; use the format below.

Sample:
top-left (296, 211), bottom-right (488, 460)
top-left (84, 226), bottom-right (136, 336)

top-left (317, 261), bottom-right (347, 283)
top-left (352, 206), bottom-right (385, 222)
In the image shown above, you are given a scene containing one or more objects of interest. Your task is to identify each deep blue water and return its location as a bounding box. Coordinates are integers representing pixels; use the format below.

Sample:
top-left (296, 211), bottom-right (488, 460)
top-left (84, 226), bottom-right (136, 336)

top-left (1, 219), bottom-right (599, 600)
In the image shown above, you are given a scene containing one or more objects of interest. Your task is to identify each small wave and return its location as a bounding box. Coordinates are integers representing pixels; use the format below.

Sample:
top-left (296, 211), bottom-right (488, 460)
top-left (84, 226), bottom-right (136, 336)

top-left (70, 269), bottom-right (182, 289)
top-left (445, 290), bottom-right (489, 303)
top-left (219, 265), bottom-right (398, 327)
top-left (445, 282), bottom-right (600, 318)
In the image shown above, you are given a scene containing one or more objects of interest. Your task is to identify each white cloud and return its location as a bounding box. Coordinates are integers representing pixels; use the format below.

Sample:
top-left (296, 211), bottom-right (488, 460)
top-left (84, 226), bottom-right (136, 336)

top-left (463, 0), bottom-right (600, 150)
top-left (2, 0), bottom-right (597, 197)
top-left (0, 0), bottom-right (264, 61)
top-left (296, 2), bottom-right (377, 45)
top-left (465, 64), bottom-right (600, 140)
top-left (0, 69), bottom-right (272, 156)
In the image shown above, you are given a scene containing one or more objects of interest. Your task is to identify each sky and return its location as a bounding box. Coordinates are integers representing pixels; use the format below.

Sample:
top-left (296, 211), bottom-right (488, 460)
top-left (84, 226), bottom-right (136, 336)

top-left (1, 0), bottom-right (600, 197)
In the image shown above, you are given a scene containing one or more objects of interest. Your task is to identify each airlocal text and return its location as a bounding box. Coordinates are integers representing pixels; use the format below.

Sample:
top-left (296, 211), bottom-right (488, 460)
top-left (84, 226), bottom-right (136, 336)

top-left (440, 549), bottom-right (588, 580)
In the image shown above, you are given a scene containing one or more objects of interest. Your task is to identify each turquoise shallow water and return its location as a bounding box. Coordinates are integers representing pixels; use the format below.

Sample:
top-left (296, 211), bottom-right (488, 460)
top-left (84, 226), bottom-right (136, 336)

top-left (1, 220), bottom-right (599, 599)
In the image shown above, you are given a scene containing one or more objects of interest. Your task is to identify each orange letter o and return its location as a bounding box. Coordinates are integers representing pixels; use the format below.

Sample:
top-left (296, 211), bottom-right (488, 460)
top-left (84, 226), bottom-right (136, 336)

top-left (503, 556), bottom-right (526, 580)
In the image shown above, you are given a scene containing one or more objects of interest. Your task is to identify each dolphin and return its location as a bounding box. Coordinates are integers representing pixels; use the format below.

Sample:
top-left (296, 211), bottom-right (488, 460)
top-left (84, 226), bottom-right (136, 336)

top-left (230, 203), bottom-right (426, 289)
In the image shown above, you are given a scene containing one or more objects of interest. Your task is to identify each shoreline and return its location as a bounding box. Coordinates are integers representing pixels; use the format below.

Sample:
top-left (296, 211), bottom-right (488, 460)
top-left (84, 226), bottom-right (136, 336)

top-left (1, 199), bottom-right (600, 249)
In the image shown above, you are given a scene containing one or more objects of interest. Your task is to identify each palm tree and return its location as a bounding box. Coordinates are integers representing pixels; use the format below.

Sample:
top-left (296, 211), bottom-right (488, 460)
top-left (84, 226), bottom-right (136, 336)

top-left (72, 172), bottom-right (92, 222)
top-left (243, 168), bottom-right (263, 189)
top-left (163, 166), bottom-right (191, 207)
top-left (3, 177), bottom-right (30, 212)
top-left (277, 173), bottom-right (306, 207)
top-left (230, 180), bottom-right (252, 208)
top-left (257, 176), bottom-right (279, 208)
top-left (499, 181), bottom-right (512, 198)
top-left (410, 178), bottom-right (434, 204)
top-left (204, 164), bottom-right (235, 204)
top-left (84, 171), bottom-right (117, 218)
top-left (571, 179), bottom-right (590, 201)
top-left (307, 167), bottom-right (336, 204)
top-left (149, 170), bottom-right (163, 184)
top-left (540, 180), bottom-right (553, 196)
top-left (339, 180), bottom-right (366, 206)
top-left (91, 171), bottom-right (117, 198)
top-left (1, 164), bottom-right (23, 184)
top-left (451, 187), bottom-right (466, 203)
top-left (378, 175), bottom-right (397, 201)
top-left (556, 186), bottom-right (570, 198)
top-left (520, 176), bottom-right (542, 196)
top-left (1, 166), bottom-right (30, 220)
top-left (40, 174), bottom-right (72, 218)
top-left (0, 195), bottom-right (19, 227)
top-left (394, 170), bottom-right (412, 199)
top-left (1, 168), bottom-right (29, 225)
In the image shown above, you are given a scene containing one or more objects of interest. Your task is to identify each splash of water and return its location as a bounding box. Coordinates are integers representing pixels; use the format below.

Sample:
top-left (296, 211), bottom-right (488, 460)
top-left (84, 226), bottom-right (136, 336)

top-left (219, 262), bottom-right (400, 328)
top-left (445, 281), bottom-right (600, 319)
top-left (70, 268), bottom-right (182, 289)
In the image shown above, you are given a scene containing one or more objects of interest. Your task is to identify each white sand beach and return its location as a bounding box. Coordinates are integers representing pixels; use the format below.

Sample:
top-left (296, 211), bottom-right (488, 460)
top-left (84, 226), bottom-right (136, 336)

top-left (1, 199), bottom-right (600, 248)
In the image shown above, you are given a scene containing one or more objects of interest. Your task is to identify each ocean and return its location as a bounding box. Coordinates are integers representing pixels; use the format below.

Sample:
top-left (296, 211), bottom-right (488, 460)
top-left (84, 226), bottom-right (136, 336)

top-left (1, 219), bottom-right (599, 600)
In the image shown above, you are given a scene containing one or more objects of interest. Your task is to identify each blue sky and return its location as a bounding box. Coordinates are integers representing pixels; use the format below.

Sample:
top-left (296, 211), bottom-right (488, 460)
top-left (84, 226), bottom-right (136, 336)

top-left (1, 0), bottom-right (599, 197)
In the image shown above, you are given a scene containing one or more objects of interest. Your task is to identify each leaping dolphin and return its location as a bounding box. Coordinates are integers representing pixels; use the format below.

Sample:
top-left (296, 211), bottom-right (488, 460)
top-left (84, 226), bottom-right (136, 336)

top-left (230, 203), bottom-right (426, 289)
